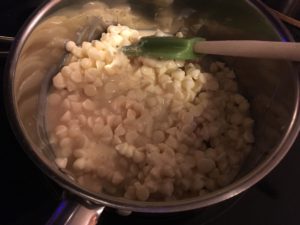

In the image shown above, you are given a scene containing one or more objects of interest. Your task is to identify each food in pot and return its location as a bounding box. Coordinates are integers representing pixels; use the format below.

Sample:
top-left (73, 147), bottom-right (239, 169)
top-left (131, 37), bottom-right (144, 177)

top-left (47, 25), bottom-right (254, 201)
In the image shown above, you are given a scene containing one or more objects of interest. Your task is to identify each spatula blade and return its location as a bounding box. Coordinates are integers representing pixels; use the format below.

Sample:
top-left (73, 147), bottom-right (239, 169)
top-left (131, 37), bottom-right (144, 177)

top-left (122, 36), bottom-right (205, 60)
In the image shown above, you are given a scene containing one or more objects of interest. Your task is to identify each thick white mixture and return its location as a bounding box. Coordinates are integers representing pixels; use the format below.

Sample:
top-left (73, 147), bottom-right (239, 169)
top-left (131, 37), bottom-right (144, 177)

top-left (47, 25), bottom-right (254, 201)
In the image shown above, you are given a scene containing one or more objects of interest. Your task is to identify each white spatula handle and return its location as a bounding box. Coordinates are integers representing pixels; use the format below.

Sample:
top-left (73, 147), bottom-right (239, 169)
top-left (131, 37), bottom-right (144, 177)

top-left (194, 40), bottom-right (300, 61)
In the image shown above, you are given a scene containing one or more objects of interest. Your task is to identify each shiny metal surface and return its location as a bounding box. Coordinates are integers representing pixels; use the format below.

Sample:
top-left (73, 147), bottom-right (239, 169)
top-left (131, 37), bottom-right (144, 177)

top-left (0, 36), bottom-right (14, 56)
top-left (260, 2), bottom-right (300, 29)
top-left (259, 0), bottom-right (299, 15)
top-left (3, 0), bottom-right (300, 219)
top-left (46, 197), bottom-right (104, 225)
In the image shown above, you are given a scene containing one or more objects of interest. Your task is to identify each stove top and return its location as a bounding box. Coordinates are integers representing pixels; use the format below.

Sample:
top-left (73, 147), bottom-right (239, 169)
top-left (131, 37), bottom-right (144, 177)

top-left (1, 1), bottom-right (300, 225)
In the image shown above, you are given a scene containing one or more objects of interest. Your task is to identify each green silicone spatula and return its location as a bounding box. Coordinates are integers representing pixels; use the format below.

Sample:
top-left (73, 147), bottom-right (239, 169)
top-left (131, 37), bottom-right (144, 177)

top-left (122, 36), bottom-right (300, 61)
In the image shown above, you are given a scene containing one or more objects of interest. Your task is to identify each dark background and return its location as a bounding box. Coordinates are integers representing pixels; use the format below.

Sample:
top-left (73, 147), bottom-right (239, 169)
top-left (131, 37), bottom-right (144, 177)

top-left (1, 1), bottom-right (300, 225)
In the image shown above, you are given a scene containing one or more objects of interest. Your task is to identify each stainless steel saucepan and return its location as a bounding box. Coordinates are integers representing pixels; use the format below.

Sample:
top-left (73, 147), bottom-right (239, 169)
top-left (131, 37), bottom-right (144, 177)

top-left (2, 0), bottom-right (300, 224)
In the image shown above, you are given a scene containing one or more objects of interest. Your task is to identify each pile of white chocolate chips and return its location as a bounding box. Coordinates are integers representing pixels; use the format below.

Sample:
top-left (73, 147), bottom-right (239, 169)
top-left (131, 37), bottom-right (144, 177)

top-left (47, 25), bottom-right (254, 201)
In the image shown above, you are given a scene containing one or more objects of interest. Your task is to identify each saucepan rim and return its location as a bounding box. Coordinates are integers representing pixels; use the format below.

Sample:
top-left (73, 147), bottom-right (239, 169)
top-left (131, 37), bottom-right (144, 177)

top-left (3, 0), bottom-right (300, 213)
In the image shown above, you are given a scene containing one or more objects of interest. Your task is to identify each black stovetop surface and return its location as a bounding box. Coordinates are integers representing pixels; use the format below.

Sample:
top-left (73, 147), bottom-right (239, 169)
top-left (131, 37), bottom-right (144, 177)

top-left (1, 1), bottom-right (300, 225)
